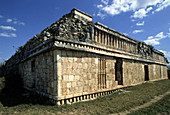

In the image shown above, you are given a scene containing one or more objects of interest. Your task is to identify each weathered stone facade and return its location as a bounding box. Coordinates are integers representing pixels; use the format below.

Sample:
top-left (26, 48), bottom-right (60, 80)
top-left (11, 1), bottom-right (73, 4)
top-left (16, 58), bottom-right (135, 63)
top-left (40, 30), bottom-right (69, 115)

top-left (4, 8), bottom-right (168, 105)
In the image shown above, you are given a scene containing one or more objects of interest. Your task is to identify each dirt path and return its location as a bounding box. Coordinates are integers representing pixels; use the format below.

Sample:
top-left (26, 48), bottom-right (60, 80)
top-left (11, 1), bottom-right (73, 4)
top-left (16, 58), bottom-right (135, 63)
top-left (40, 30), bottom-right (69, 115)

top-left (113, 90), bottom-right (170, 115)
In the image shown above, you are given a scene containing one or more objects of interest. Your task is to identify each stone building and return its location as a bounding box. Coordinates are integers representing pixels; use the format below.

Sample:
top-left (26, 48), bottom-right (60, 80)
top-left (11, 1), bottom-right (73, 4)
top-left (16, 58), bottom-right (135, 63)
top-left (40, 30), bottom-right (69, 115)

top-left (5, 9), bottom-right (168, 105)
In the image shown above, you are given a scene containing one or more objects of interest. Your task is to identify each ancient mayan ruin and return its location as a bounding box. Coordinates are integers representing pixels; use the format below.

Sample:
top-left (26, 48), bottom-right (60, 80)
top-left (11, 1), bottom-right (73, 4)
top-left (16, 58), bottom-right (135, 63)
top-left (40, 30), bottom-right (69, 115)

top-left (4, 8), bottom-right (168, 105)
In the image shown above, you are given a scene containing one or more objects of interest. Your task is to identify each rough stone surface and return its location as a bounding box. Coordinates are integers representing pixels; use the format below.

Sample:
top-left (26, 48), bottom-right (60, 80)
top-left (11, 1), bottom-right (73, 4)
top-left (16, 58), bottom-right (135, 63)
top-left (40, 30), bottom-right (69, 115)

top-left (4, 8), bottom-right (168, 104)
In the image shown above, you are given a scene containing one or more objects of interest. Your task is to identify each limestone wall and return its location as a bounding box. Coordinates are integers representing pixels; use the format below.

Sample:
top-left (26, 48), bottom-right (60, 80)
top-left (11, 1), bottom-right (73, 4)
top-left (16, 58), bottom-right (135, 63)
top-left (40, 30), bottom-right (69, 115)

top-left (149, 64), bottom-right (168, 80)
top-left (54, 49), bottom-right (117, 100)
top-left (123, 60), bottom-right (168, 86)
top-left (123, 60), bottom-right (145, 85)
top-left (21, 50), bottom-right (56, 97)
top-left (54, 48), bottom-right (168, 101)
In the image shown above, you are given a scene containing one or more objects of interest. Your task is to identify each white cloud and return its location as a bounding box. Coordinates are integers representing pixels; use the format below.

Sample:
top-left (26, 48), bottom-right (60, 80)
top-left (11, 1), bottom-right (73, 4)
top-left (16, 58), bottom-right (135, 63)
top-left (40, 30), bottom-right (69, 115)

top-left (159, 50), bottom-right (170, 57)
top-left (132, 29), bottom-right (143, 34)
top-left (123, 33), bottom-right (129, 36)
top-left (97, 12), bottom-right (106, 19)
top-left (13, 21), bottom-right (17, 24)
top-left (0, 25), bottom-right (16, 31)
top-left (5, 18), bottom-right (25, 26)
top-left (13, 21), bottom-right (25, 26)
top-left (146, 7), bottom-right (153, 12)
top-left (0, 32), bottom-right (17, 37)
top-left (144, 31), bottom-right (170, 45)
top-left (154, 0), bottom-right (170, 12)
top-left (97, 0), bottom-right (170, 19)
top-left (97, 4), bottom-right (103, 8)
top-left (0, 15), bottom-right (3, 18)
top-left (6, 19), bottom-right (12, 23)
top-left (131, 7), bottom-right (152, 19)
top-left (159, 50), bottom-right (170, 62)
top-left (132, 8), bottom-right (147, 19)
top-left (101, 0), bottom-right (109, 5)
top-left (148, 36), bottom-right (154, 39)
top-left (136, 21), bottom-right (145, 26)
top-left (144, 39), bottom-right (160, 45)
top-left (155, 32), bottom-right (166, 38)
top-left (19, 22), bottom-right (25, 26)
top-left (99, 1), bottom-right (131, 16)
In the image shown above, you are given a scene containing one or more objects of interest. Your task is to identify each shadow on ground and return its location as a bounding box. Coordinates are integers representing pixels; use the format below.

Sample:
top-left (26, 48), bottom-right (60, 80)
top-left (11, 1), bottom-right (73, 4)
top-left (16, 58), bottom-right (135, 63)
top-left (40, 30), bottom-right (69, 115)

top-left (0, 75), bottom-right (54, 107)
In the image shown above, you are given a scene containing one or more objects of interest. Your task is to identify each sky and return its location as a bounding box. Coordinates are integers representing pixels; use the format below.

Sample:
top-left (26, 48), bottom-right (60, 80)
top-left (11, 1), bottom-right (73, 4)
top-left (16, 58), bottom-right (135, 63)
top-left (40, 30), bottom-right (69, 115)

top-left (0, 0), bottom-right (170, 64)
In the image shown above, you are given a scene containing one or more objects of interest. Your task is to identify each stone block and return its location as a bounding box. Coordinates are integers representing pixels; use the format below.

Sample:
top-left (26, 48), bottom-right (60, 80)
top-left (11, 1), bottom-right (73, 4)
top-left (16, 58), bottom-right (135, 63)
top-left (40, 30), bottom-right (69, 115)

top-left (69, 75), bottom-right (74, 81)
top-left (67, 62), bottom-right (73, 69)
top-left (63, 88), bottom-right (67, 96)
top-left (73, 57), bottom-right (77, 62)
top-left (63, 75), bottom-right (69, 81)
top-left (67, 82), bottom-right (71, 88)
top-left (67, 68), bottom-right (73, 75)
top-left (77, 58), bottom-right (82, 63)
top-left (75, 75), bottom-right (80, 81)
top-left (68, 57), bottom-right (73, 63)
top-left (72, 81), bottom-right (76, 87)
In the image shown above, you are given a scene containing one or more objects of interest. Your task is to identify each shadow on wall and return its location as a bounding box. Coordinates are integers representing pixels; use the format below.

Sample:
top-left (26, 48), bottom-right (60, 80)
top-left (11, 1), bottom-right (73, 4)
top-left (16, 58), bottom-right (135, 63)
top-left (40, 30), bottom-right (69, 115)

top-left (168, 70), bottom-right (170, 79)
top-left (0, 73), bottom-right (54, 107)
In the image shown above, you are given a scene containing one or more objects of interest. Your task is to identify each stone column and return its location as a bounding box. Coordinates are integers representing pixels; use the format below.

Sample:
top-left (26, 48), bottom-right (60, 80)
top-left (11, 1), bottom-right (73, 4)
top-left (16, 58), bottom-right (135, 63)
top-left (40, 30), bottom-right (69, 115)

top-left (107, 34), bottom-right (110, 46)
top-left (116, 37), bottom-right (118, 48)
top-left (131, 44), bottom-right (133, 53)
top-left (127, 42), bottom-right (130, 52)
top-left (125, 41), bottom-right (127, 51)
top-left (134, 44), bottom-right (136, 53)
top-left (53, 50), bottom-right (58, 97)
top-left (98, 30), bottom-right (101, 43)
top-left (102, 32), bottom-right (105, 44)
top-left (111, 35), bottom-right (113, 47)
top-left (91, 26), bottom-right (94, 41)
top-left (105, 33), bottom-right (107, 45)
top-left (56, 50), bottom-right (62, 99)
top-left (95, 29), bottom-right (98, 42)
top-left (114, 36), bottom-right (116, 48)
top-left (122, 40), bottom-right (123, 50)
top-left (118, 39), bottom-right (120, 49)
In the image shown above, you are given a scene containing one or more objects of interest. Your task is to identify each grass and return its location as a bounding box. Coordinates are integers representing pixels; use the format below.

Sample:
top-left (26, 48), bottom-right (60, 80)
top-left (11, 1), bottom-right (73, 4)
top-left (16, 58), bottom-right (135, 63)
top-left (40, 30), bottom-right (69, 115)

top-left (130, 93), bottom-right (170, 115)
top-left (0, 76), bottom-right (170, 115)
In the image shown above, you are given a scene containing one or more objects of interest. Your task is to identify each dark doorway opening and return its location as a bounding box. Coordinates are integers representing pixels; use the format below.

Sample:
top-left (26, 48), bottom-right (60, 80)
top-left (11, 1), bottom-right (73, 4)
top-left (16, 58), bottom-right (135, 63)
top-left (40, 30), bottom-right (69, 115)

top-left (115, 58), bottom-right (123, 85)
top-left (144, 65), bottom-right (149, 81)
top-left (31, 60), bottom-right (36, 88)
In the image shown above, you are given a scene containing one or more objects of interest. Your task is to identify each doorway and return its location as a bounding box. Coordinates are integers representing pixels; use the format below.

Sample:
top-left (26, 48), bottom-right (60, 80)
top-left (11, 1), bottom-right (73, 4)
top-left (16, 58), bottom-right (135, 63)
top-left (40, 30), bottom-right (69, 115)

top-left (31, 60), bottom-right (36, 88)
top-left (144, 65), bottom-right (149, 81)
top-left (115, 58), bottom-right (123, 85)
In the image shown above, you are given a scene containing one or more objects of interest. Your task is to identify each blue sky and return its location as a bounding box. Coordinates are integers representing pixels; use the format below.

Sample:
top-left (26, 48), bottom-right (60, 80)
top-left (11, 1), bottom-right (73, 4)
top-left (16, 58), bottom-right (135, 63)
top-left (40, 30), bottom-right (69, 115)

top-left (0, 0), bottom-right (170, 63)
